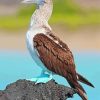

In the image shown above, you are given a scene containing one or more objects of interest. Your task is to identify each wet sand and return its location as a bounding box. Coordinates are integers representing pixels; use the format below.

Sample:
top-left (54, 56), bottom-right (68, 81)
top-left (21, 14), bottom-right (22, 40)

top-left (53, 25), bottom-right (100, 52)
top-left (0, 30), bottom-right (26, 52)
top-left (0, 26), bottom-right (100, 52)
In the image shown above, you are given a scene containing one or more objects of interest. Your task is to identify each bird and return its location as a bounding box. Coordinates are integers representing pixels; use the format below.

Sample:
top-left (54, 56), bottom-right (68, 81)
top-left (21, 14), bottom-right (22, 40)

top-left (22, 0), bottom-right (94, 100)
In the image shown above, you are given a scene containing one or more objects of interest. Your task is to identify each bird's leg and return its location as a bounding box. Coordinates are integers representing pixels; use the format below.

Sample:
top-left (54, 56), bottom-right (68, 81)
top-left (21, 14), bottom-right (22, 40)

top-left (35, 71), bottom-right (53, 84)
top-left (29, 70), bottom-right (53, 84)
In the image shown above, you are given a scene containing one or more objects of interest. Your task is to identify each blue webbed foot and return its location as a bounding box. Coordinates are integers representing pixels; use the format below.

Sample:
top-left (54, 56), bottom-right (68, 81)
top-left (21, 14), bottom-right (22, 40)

top-left (28, 71), bottom-right (53, 84)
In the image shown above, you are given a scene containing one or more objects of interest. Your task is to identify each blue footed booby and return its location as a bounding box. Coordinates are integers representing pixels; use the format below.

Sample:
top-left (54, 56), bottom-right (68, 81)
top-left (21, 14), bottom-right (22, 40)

top-left (22, 0), bottom-right (94, 100)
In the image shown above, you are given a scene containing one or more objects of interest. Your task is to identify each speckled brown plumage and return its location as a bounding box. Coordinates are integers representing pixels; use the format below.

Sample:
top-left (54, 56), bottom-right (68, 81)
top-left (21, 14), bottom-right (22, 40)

top-left (33, 32), bottom-right (94, 100)
top-left (34, 33), bottom-right (78, 85)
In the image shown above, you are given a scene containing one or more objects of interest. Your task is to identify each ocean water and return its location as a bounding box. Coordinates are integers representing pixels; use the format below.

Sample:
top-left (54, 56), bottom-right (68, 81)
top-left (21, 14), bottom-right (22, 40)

top-left (0, 51), bottom-right (100, 100)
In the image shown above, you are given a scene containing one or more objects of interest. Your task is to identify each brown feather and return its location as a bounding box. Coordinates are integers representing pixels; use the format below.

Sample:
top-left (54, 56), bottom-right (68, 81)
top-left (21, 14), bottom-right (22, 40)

top-left (33, 32), bottom-right (94, 100)
top-left (33, 33), bottom-right (77, 82)
top-left (77, 73), bottom-right (94, 88)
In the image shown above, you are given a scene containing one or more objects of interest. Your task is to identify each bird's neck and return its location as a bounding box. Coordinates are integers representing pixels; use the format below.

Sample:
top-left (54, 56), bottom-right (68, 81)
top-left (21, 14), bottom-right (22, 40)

top-left (30, 1), bottom-right (53, 29)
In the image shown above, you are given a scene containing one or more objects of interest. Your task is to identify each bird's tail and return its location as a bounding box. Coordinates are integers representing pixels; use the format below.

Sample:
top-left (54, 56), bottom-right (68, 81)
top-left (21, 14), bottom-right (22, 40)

top-left (66, 73), bottom-right (94, 100)
top-left (77, 73), bottom-right (94, 88)
top-left (76, 84), bottom-right (88, 100)
top-left (75, 73), bottom-right (94, 100)
top-left (66, 77), bottom-right (88, 100)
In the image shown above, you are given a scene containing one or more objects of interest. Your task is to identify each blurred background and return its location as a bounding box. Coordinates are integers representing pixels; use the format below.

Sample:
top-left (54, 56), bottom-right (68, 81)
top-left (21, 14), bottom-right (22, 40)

top-left (0, 0), bottom-right (100, 100)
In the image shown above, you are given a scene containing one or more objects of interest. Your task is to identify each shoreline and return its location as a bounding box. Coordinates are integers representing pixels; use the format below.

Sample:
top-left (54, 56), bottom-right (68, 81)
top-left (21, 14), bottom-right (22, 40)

top-left (0, 26), bottom-right (100, 52)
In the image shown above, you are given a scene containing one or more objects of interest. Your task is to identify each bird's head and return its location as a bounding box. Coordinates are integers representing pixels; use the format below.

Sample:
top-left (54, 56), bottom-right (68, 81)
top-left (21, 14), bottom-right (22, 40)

top-left (22, 0), bottom-right (49, 5)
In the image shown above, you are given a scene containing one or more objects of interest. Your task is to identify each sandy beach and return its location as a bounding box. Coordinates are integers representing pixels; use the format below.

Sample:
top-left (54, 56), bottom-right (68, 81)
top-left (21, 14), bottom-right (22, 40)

top-left (0, 26), bottom-right (100, 52)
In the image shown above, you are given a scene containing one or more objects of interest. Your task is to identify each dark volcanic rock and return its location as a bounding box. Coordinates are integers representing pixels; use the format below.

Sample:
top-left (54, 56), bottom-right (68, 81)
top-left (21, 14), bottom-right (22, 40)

top-left (0, 79), bottom-right (76, 100)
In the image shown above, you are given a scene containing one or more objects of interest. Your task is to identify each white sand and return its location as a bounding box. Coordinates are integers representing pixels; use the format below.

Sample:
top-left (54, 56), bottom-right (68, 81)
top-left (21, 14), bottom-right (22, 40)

top-left (0, 26), bottom-right (100, 52)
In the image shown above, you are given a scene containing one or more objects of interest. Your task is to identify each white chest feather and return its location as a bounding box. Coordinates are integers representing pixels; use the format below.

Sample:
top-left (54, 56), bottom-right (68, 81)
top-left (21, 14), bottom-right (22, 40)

top-left (26, 28), bottom-right (46, 51)
top-left (26, 27), bottom-right (49, 70)
top-left (25, 0), bottom-right (53, 73)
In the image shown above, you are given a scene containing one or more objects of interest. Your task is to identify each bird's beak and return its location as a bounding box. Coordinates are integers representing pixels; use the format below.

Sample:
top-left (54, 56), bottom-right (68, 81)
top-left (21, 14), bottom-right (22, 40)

top-left (21, 0), bottom-right (36, 3)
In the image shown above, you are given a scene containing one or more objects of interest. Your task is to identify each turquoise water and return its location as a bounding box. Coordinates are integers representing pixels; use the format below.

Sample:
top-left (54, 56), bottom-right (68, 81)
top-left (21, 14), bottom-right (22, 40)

top-left (0, 51), bottom-right (100, 100)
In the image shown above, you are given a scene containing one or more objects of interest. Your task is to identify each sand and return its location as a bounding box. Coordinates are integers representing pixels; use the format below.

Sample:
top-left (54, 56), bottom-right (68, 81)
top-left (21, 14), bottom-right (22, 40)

top-left (0, 26), bottom-right (100, 52)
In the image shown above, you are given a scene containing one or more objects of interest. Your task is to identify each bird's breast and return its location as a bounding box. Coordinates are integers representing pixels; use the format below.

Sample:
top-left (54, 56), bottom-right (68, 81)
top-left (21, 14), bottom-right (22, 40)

top-left (26, 28), bottom-right (46, 52)
top-left (26, 28), bottom-right (49, 71)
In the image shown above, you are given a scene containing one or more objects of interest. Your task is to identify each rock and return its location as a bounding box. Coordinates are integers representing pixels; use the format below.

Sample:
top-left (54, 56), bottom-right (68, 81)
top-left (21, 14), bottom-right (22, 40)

top-left (0, 79), bottom-right (76, 100)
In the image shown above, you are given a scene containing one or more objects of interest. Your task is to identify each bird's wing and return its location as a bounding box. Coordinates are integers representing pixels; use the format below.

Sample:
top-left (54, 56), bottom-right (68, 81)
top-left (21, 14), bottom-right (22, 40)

top-left (33, 33), bottom-right (78, 84)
